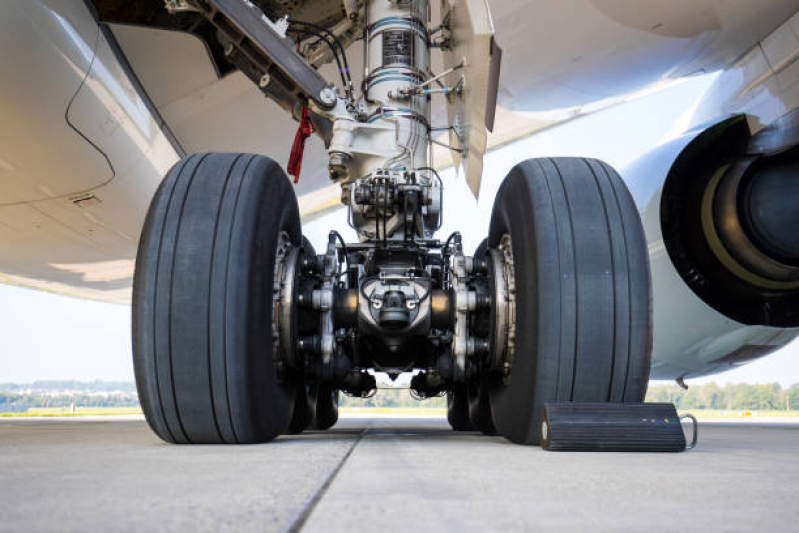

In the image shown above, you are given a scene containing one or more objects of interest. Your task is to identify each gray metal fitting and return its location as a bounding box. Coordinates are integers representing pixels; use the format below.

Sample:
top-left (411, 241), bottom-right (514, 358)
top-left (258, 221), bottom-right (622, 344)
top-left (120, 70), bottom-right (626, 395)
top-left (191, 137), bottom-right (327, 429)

top-left (319, 87), bottom-right (337, 106)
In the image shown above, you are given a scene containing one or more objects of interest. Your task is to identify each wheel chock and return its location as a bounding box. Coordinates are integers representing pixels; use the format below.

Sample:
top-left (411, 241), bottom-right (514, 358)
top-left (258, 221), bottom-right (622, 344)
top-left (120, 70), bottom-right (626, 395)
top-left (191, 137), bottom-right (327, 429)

top-left (541, 402), bottom-right (697, 452)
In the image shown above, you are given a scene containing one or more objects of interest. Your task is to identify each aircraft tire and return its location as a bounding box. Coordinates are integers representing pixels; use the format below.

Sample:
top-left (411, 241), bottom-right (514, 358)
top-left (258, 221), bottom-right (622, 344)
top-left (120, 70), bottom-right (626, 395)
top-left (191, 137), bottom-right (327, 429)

top-left (487, 158), bottom-right (652, 445)
top-left (446, 384), bottom-right (473, 431)
top-left (287, 384), bottom-right (313, 434)
top-left (468, 377), bottom-right (497, 436)
top-left (133, 153), bottom-right (301, 444)
top-left (312, 384), bottom-right (339, 430)
top-left (474, 237), bottom-right (488, 257)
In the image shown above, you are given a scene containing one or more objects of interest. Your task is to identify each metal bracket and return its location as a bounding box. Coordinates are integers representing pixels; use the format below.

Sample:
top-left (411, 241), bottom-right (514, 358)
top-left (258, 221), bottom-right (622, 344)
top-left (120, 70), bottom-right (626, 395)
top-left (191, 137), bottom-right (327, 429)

top-left (165, 0), bottom-right (200, 13)
top-left (680, 414), bottom-right (699, 450)
top-left (186, 0), bottom-right (336, 111)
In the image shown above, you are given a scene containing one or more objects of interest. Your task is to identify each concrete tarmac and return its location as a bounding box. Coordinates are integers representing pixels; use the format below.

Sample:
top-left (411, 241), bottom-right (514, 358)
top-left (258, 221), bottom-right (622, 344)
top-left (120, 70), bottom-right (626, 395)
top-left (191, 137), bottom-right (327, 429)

top-left (1, 416), bottom-right (798, 532)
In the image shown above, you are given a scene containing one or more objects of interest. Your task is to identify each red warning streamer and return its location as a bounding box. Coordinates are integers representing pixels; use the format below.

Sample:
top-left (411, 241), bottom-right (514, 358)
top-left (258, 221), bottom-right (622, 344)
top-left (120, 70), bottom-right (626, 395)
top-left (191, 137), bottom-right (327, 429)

top-left (287, 106), bottom-right (315, 184)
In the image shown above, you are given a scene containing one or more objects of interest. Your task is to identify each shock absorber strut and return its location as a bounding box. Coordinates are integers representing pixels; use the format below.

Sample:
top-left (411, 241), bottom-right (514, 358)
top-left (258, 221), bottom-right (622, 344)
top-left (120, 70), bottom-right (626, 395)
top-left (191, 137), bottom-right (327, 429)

top-left (364, 0), bottom-right (431, 171)
top-left (328, 0), bottom-right (440, 242)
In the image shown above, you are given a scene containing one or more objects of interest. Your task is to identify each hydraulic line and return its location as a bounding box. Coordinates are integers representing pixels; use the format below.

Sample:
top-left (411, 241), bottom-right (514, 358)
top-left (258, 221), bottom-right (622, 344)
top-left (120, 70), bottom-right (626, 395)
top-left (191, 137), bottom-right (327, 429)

top-left (287, 27), bottom-right (350, 97)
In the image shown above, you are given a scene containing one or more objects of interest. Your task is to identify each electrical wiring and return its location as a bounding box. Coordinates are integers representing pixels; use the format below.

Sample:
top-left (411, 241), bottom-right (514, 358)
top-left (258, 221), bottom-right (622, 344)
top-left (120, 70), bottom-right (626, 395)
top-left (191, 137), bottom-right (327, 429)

top-left (289, 19), bottom-right (354, 99)
top-left (417, 166), bottom-right (443, 230)
top-left (285, 28), bottom-right (349, 94)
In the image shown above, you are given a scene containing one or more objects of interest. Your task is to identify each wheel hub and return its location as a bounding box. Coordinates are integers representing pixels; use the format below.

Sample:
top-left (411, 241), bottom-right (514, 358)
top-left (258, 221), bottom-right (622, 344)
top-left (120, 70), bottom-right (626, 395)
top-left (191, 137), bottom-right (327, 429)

top-left (488, 234), bottom-right (516, 379)
top-left (272, 231), bottom-right (302, 373)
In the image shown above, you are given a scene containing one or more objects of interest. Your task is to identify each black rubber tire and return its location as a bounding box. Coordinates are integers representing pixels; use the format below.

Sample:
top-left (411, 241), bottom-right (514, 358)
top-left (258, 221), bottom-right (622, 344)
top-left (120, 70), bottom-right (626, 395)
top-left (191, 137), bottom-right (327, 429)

top-left (468, 378), bottom-right (496, 435)
top-left (487, 158), bottom-right (652, 445)
top-left (133, 153), bottom-right (301, 444)
top-left (312, 384), bottom-right (339, 430)
top-left (301, 235), bottom-right (316, 258)
top-left (446, 384), bottom-right (473, 431)
top-left (474, 238), bottom-right (488, 258)
top-left (287, 385), bottom-right (313, 434)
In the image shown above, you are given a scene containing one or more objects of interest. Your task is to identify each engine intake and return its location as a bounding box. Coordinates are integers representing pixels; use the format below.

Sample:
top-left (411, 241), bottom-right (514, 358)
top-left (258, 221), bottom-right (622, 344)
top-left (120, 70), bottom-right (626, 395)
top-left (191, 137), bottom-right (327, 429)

top-left (661, 115), bottom-right (799, 327)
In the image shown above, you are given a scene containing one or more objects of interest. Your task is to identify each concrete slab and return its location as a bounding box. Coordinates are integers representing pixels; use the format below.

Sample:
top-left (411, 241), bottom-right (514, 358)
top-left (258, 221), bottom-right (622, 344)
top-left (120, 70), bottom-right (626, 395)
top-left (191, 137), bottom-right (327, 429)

top-left (304, 418), bottom-right (799, 532)
top-left (1, 417), bottom-right (798, 532)
top-left (0, 418), bottom-right (358, 532)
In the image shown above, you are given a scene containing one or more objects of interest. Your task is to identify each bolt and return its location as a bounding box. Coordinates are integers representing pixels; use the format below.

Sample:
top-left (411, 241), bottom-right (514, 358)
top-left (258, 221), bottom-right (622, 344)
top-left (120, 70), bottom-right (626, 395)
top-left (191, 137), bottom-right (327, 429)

top-left (329, 153), bottom-right (350, 171)
top-left (259, 73), bottom-right (271, 89)
top-left (223, 43), bottom-right (234, 56)
top-left (319, 87), bottom-right (337, 106)
top-left (328, 153), bottom-right (350, 182)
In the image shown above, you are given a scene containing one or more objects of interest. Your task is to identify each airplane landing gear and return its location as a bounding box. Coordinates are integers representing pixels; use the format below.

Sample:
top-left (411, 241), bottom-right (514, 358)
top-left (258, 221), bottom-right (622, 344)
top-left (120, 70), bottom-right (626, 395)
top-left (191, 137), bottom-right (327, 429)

top-left (132, 154), bottom-right (652, 446)
top-left (131, 0), bottom-right (652, 446)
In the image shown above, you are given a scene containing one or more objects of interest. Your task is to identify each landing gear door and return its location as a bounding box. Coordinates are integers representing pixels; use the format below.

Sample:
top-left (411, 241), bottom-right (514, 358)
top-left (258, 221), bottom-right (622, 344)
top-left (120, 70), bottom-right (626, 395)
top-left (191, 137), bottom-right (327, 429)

top-left (442, 0), bottom-right (501, 199)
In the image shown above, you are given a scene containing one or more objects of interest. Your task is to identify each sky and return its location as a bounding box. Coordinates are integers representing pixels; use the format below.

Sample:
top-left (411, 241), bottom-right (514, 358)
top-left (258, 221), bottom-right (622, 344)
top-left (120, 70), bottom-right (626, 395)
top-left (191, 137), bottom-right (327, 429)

top-left (2, 72), bottom-right (799, 387)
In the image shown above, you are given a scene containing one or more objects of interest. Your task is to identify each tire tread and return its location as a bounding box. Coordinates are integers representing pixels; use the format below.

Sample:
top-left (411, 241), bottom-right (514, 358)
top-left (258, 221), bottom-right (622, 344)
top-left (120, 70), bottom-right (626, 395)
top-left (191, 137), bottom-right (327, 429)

top-left (487, 157), bottom-right (652, 444)
top-left (133, 153), bottom-right (299, 444)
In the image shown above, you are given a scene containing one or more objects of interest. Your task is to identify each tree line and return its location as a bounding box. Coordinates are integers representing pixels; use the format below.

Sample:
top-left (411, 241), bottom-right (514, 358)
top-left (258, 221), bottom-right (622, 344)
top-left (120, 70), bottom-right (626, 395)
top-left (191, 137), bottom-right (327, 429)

top-left (645, 382), bottom-right (799, 411)
top-left (0, 391), bottom-right (139, 413)
top-left (341, 382), bottom-right (799, 411)
top-left (0, 380), bottom-right (136, 393)
top-left (2, 381), bottom-right (798, 412)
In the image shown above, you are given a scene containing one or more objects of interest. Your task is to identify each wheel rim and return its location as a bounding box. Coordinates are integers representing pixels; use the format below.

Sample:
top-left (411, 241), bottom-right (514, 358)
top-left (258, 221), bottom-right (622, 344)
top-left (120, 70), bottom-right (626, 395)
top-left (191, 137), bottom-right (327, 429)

top-left (272, 231), bottom-right (303, 376)
top-left (487, 234), bottom-right (517, 380)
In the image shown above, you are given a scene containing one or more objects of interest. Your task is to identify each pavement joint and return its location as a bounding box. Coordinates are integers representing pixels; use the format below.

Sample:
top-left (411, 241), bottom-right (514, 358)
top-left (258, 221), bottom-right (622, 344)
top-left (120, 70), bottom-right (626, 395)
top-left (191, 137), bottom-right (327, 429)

top-left (287, 428), bottom-right (366, 532)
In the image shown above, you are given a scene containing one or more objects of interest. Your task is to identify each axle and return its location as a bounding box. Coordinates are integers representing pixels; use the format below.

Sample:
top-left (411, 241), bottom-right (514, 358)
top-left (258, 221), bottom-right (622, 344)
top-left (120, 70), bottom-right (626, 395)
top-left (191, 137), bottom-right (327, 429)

top-left (273, 229), bottom-right (513, 400)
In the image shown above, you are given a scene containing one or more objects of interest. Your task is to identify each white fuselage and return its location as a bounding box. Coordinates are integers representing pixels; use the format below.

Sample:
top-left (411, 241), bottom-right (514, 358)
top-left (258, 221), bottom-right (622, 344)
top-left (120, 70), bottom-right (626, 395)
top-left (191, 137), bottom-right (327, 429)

top-left (1, 0), bottom-right (799, 379)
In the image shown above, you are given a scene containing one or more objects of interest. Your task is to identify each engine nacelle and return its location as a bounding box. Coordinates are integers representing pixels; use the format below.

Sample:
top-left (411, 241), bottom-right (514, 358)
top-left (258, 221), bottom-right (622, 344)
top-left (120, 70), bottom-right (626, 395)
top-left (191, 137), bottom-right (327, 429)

top-left (625, 115), bottom-right (799, 380)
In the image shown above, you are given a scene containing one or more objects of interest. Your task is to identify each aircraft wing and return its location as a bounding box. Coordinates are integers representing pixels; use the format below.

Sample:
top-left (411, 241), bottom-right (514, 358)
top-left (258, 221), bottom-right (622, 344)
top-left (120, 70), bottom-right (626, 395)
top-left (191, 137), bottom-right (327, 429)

top-left (1, 0), bottom-right (798, 302)
top-left (109, 0), bottom-right (799, 217)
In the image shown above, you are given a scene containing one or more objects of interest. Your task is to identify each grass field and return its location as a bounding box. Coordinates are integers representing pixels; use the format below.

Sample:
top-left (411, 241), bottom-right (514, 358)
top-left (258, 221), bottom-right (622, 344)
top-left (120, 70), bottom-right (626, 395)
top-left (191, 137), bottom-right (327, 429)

top-left (680, 410), bottom-right (799, 419)
top-left (3, 406), bottom-right (799, 418)
top-left (0, 407), bottom-right (448, 418)
top-left (0, 407), bottom-right (143, 418)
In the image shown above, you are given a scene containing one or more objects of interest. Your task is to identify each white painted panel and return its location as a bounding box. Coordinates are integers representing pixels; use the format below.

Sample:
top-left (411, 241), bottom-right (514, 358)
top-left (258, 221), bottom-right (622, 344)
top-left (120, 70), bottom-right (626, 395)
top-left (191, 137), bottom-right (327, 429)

top-left (0, 131), bottom-right (179, 304)
top-left (0, 0), bottom-right (111, 205)
top-left (489, 0), bottom-right (799, 113)
top-left (761, 17), bottom-right (799, 71)
top-left (0, 2), bottom-right (179, 303)
top-left (158, 71), bottom-right (330, 196)
top-left (681, 16), bottom-right (799, 134)
top-left (66, 30), bottom-right (166, 181)
top-left (109, 24), bottom-right (219, 110)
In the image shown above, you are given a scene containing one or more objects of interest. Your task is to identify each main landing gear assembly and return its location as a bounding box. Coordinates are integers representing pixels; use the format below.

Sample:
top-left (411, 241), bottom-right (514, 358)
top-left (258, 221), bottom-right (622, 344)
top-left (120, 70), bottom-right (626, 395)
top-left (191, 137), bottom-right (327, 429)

top-left (132, 0), bottom-right (652, 445)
